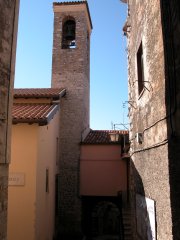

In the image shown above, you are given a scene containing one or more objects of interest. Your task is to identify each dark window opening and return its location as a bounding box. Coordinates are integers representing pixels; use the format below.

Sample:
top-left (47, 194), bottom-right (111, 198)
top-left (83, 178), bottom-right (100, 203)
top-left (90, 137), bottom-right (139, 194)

top-left (46, 168), bottom-right (49, 193)
top-left (137, 42), bottom-right (145, 95)
top-left (56, 137), bottom-right (59, 166)
top-left (62, 20), bottom-right (76, 49)
top-left (55, 174), bottom-right (60, 217)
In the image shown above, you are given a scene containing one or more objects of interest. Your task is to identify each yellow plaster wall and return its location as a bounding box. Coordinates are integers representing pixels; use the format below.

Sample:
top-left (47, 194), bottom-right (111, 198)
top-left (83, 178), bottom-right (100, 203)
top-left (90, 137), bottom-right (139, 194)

top-left (7, 111), bottom-right (59, 240)
top-left (35, 112), bottom-right (59, 240)
top-left (7, 124), bottom-right (38, 240)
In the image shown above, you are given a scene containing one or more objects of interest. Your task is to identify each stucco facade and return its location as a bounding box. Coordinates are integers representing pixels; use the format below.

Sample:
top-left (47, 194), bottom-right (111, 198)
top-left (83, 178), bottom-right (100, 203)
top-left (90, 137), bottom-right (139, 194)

top-left (80, 144), bottom-right (127, 197)
top-left (8, 124), bottom-right (38, 240)
top-left (79, 130), bottom-right (130, 239)
top-left (0, 0), bottom-right (19, 239)
top-left (7, 90), bottom-right (62, 240)
top-left (126, 0), bottom-right (180, 239)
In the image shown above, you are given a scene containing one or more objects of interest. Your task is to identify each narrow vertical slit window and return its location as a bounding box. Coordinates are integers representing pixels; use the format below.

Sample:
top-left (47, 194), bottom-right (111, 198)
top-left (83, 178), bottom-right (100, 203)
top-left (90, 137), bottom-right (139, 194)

top-left (56, 137), bottom-right (59, 166)
top-left (137, 42), bottom-right (144, 95)
top-left (55, 174), bottom-right (60, 217)
top-left (46, 168), bottom-right (49, 193)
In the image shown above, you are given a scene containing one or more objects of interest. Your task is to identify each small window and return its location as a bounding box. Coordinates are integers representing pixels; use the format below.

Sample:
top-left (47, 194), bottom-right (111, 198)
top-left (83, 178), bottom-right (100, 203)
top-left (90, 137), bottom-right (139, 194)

top-left (45, 169), bottom-right (49, 193)
top-left (56, 137), bottom-right (59, 166)
top-left (137, 42), bottom-right (144, 95)
top-left (55, 174), bottom-right (60, 216)
top-left (62, 19), bottom-right (76, 49)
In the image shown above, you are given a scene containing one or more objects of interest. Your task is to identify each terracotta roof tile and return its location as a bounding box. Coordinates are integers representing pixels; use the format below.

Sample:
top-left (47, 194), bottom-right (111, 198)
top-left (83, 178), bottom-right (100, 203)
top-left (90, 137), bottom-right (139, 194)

top-left (12, 103), bottom-right (59, 125)
top-left (82, 130), bottom-right (129, 144)
top-left (13, 88), bottom-right (66, 99)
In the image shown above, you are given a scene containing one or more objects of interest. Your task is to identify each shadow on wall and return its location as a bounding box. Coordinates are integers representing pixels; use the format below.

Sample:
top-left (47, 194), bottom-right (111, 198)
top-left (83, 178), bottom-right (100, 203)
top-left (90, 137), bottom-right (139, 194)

top-left (131, 161), bottom-right (156, 240)
top-left (160, 0), bottom-right (180, 238)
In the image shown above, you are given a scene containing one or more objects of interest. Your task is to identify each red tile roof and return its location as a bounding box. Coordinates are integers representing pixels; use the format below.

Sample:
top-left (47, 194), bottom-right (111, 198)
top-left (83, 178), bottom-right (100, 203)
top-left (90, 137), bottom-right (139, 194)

top-left (12, 103), bottom-right (59, 125)
top-left (53, 1), bottom-right (93, 29)
top-left (82, 130), bottom-right (129, 144)
top-left (13, 88), bottom-right (66, 99)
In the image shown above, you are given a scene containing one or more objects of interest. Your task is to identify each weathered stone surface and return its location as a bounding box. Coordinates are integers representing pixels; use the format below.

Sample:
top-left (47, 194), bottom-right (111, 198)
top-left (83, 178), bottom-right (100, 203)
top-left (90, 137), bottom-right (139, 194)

top-left (0, 0), bottom-right (19, 238)
top-left (51, 3), bottom-right (91, 237)
top-left (160, 1), bottom-right (180, 239)
top-left (127, 0), bottom-right (180, 239)
top-left (126, 0), bottom-right (179, 239)
top-left (0, 165), bottom-right (8, 240)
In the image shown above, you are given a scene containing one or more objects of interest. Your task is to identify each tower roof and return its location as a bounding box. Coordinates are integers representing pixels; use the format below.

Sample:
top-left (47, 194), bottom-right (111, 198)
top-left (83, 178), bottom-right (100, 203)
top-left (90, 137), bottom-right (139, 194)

top-left (53, 1), bottom-right (93, 30)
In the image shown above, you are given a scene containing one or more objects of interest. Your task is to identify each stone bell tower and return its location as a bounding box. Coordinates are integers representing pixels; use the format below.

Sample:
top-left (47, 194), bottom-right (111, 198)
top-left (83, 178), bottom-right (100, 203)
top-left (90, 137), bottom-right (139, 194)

top-left (51, 1), bottom-right (92, 238)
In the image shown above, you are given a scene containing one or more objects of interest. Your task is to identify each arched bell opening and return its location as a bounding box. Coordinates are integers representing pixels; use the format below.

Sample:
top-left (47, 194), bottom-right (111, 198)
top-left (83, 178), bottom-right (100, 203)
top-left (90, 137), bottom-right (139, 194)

top-left (62, 19), bottom-right (76, 49)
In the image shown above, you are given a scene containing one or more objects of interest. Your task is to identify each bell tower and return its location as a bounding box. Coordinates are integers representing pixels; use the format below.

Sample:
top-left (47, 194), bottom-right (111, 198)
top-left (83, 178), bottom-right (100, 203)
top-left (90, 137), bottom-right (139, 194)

top-left (51, 1), bottom-right (92, 238)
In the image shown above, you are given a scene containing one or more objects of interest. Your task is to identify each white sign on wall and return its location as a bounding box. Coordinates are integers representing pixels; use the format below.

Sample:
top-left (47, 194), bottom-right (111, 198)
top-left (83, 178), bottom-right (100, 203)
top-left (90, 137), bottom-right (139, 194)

top-left (136, 194), bottom-right (156, 240)
top-left (9, 173), bottom-right (25, 186)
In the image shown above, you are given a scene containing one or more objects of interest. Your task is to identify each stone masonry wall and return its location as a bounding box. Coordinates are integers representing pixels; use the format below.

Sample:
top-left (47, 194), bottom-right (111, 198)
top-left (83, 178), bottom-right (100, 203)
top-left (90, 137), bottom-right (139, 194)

top-left (0, 0), bottom-right (19, 239)
top-left (127, 0), bottom-right (173, 239)
top-left (160, 0), bottom-right (180, 238)
top-left (51, 5), bottom-right (91, 237)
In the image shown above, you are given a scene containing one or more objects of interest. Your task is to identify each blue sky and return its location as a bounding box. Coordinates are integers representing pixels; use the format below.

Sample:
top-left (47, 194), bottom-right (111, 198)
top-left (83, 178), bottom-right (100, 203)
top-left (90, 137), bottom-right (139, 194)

top-left (14, 0), bottom-right (128, 130)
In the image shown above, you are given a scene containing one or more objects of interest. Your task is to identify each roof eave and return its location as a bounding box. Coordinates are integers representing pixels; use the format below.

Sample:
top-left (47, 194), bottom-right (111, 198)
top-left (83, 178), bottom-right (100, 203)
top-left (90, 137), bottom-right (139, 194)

top-left (12, 104), bottom-right (59, 126)
top-left (13, 88), bottom-right (66, 100)
top-left (81, 142), bottom-right (122, 145)
top-left (12, 118), bottom-right (48, 126)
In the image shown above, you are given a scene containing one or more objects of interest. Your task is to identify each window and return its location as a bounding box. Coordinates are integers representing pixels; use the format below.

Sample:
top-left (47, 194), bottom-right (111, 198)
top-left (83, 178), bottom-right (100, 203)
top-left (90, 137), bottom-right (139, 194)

top-left (137, 42), bottom-right (144, 95)
top-left (55, 174), bottom-right (60, 216)
top-left (45, 169), bottom-right (49, 193)
top-left (56, 137), bottom-right (59, 166)
top-left (62, 19), bottom-right (76, 49)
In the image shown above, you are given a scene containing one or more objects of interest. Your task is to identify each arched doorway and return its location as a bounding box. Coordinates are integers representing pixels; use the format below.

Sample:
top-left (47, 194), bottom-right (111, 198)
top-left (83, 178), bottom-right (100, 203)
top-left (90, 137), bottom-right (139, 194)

top-left (81, 196), bottom-right (123, 239)
top-left (92, 201), bottom-right (120, 237)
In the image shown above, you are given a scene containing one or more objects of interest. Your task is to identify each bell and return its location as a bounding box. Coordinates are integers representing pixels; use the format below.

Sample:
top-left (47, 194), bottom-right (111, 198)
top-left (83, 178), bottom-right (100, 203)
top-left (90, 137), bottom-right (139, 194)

top-left (64, 23), bottom-right (75, 41)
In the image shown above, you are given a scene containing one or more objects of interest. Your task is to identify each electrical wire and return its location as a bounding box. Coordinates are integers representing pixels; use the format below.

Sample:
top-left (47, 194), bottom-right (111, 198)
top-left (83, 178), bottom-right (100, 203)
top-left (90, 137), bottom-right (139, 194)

top-left (130, 139), bottom-right (168, 157)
